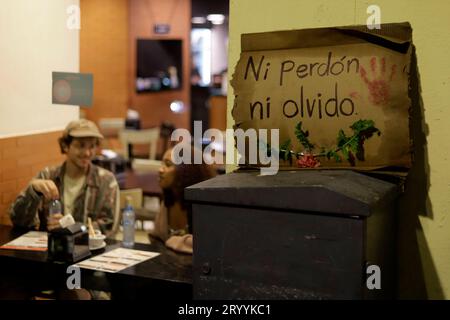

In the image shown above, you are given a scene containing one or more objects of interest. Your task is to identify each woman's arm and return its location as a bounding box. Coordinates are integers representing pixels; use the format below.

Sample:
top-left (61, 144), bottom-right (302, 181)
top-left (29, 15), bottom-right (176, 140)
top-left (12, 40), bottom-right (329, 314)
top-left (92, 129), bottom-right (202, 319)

top-left (149, 202), bottom-right (169, 241)
top-left (165, 234), bottom-right (193, 254)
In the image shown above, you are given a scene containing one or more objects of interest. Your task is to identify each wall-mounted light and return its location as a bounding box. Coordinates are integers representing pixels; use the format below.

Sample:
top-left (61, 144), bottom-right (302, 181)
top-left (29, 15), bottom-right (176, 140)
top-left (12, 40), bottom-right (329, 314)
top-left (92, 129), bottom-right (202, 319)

top-left (170, 100), bottom-right (185, 113)
top-left (206, 14), bottom-right (225, 25)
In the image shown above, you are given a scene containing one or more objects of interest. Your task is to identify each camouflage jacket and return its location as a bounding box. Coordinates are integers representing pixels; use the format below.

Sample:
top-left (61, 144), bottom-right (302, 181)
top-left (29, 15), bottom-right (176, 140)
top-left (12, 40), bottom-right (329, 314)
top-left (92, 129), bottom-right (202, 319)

top-left (9, 162), bottom-right (119, 235)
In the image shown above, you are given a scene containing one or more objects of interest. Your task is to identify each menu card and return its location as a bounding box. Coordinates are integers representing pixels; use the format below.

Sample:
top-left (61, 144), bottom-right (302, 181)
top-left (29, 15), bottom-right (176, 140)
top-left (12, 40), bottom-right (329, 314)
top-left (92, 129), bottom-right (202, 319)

top-left (0, 231), bottom-right (48, 251)
top-left (74, 247), bottom-right (160, 273)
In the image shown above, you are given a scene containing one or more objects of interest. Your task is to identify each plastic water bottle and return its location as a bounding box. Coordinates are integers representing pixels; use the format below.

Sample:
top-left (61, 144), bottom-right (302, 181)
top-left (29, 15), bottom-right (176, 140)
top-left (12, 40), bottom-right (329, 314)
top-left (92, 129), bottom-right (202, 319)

top-left (49, 199), bottom-right (62, 216)
top-left (122, 196), bottom-right (135, 248)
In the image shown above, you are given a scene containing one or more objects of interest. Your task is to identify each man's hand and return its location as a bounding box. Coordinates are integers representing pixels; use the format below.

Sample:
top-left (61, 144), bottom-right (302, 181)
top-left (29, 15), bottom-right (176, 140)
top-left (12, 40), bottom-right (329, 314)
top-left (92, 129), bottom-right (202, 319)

top-left (47, 213), bottom-right (63, 231)
top-left (30, 179), bottom-right (59, 200)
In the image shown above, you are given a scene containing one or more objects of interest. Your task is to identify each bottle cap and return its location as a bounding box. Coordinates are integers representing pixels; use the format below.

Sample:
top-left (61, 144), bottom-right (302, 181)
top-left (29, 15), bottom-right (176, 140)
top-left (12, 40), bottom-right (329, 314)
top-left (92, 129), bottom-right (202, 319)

top-left (125, 196), bottom-right (133, 207)
top-left (49, 199), bottom-right (62, 215)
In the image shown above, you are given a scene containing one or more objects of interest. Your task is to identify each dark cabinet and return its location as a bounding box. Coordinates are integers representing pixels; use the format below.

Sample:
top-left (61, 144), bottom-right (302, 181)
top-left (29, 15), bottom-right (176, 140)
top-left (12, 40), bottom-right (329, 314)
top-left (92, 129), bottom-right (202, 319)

top-left (185, 170), bottom-right (399, 299)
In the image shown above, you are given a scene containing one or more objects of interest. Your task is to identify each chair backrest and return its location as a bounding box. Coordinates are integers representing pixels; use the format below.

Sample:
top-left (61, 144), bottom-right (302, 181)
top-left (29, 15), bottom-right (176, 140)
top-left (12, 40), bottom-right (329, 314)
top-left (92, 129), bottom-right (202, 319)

top-left (109, 188), bottom-right (144, 238)
top-left (119, 128), bottom-right (160, 160)
top-left (98, 118), bottom-right (125, 137)
top-left (119, 188), bottom-right (143, 210)
top-left (131, 159), bottom-right (162, 173)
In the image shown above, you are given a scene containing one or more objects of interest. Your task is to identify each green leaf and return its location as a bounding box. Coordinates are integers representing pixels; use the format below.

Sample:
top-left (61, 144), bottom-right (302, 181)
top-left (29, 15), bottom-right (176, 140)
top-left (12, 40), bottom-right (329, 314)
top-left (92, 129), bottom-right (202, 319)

top-left (294, 122), bottom-right (314, 151)
top-left (277, 119), bottom-right (380, 167)
top-left (350, 119), bottom-right (374, 133)
top-left (334, 119), bottom-right (381, 165)
top-left (326, 150), bottom-right (341, 162)
top-left (280, 139), bottom-right (291, 151)
top-left (337, 129), bottom-right (348, 148)
top-left (348, 138), bottom-right (359, 154)
top-left (341, 147), bottom-right (349, 161)
top-left (333, 153), bottom-right (342, 162)
top-left (351, 119), bottom-right (381, 161)
top-left (279, 139), bottom-right (292, 161)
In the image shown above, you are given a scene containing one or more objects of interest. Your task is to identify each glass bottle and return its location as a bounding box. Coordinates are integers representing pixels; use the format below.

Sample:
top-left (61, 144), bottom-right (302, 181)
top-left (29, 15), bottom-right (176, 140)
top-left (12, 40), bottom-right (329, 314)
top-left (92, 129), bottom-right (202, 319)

top-left (49, 199), bottom-right (62, 216)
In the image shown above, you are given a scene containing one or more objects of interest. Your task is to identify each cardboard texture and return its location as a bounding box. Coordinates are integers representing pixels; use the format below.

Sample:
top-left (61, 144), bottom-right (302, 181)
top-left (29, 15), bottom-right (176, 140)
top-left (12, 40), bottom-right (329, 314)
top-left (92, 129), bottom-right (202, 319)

top-left (231, 23), bottom-right (412, 169)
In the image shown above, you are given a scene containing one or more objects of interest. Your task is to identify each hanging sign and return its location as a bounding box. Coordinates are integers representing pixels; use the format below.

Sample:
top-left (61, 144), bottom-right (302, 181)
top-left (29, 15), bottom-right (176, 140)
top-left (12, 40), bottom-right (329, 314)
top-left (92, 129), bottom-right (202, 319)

top-left (231, 23), bottom-right (413, 169)
top-left (52, 72), bottom-right (93, 107)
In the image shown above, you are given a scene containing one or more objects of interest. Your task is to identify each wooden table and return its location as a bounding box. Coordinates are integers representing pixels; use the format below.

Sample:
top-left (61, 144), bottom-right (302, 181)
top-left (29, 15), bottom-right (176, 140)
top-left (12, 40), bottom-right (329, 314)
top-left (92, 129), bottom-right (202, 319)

top-left (0, 225), bottom-right (192, 299)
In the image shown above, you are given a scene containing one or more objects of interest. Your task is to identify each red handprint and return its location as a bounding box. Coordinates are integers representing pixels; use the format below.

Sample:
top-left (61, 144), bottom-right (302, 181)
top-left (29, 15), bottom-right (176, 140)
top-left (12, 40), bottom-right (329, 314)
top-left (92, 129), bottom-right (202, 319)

top-left (360, 57), bottom-right (397, 106)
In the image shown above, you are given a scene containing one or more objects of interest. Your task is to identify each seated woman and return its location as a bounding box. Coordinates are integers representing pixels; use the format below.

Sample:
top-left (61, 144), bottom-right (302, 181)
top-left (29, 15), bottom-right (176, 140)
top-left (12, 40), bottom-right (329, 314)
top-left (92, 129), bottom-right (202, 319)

top-left (150, 146), bottom-right (216, 253)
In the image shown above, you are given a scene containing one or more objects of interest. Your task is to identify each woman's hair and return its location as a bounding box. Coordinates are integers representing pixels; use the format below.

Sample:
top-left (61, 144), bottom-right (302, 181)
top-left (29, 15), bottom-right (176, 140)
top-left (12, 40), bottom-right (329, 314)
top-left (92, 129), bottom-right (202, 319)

top-left (163, 162), bottom-right (216, 209)
top-left (163, 146), bottom-right (217, 233)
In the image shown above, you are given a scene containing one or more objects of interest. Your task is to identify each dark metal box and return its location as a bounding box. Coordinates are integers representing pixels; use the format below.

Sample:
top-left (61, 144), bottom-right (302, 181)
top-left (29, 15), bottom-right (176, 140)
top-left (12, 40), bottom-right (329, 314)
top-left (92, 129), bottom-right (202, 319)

top-left (185, 170), bottom-right (399, 299)
top-left (47, 222), bottom-right (91, 263)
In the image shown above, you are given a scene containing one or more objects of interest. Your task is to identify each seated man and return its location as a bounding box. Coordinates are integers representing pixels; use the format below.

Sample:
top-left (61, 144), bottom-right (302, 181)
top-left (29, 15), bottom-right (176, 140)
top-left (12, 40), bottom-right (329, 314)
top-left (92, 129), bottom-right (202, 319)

top-left (9, 119), bottom-right (119, 236)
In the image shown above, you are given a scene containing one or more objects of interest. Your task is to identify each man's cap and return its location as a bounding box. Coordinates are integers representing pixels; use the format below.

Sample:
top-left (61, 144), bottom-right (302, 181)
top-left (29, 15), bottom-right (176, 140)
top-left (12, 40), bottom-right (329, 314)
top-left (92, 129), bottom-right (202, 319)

top-left (63, 119), bottom-right (104, 139)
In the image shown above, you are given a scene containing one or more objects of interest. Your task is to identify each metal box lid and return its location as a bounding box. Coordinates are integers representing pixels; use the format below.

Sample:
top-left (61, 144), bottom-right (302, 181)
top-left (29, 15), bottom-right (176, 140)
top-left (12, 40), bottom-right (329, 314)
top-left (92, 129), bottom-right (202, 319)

top-left (185, 170), bottom-right (399, 217)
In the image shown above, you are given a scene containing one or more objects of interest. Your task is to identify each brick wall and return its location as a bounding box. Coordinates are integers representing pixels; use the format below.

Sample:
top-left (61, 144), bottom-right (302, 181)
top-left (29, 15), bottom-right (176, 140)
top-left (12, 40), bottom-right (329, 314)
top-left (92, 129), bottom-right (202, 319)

top-left (0, 131), bottom-right (65, 225)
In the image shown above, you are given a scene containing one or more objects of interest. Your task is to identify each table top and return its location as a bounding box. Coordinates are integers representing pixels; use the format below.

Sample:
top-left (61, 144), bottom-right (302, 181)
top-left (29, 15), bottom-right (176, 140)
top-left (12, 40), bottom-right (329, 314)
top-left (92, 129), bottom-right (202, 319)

top-left (0, 225), bottom-right (192, 286)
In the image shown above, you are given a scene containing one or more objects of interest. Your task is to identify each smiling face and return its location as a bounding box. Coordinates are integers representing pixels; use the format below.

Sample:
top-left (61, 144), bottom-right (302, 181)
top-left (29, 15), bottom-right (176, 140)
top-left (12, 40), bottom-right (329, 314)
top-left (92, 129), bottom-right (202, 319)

top-left (159, 149), bottom-right (176, 190)
top-left (64, 137), bottom-right (98, 171)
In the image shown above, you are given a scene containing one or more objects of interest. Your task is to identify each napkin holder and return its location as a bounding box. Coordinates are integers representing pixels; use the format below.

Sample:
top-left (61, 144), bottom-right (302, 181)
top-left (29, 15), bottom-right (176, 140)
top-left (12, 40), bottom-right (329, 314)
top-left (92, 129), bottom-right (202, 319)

top-left (48, 222), bottom-right (91, 263)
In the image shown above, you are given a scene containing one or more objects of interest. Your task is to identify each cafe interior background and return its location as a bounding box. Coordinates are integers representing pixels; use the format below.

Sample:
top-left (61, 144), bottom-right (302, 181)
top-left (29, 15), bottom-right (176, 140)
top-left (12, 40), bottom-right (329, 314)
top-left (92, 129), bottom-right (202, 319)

top-left (0, 0), bottom-right (449, 300)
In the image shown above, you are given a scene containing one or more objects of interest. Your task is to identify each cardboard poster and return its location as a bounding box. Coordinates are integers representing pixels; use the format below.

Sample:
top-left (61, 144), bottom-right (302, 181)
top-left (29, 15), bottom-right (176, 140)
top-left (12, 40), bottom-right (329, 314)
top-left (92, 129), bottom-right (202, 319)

top-left (231, 23), bottom-right (412, 169)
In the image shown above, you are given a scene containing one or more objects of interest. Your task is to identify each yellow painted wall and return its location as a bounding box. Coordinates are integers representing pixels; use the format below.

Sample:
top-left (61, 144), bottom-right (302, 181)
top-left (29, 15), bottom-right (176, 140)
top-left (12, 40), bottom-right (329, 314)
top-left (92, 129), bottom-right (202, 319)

top-left (228, 0), bottom-right (450, 299)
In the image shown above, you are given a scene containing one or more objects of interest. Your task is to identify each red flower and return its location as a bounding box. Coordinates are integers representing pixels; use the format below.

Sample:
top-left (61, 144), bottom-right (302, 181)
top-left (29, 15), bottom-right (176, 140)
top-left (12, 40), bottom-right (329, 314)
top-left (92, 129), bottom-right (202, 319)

top-left (297, 153), bottom-right (321, 168)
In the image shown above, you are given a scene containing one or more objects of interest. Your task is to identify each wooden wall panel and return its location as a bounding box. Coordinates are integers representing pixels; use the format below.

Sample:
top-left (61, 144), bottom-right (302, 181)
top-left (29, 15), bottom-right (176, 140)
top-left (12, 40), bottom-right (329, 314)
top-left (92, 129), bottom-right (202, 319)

top-left (80, 0), bottom-right (129, 124)
top-left (209, 96), bottom-right (227, 131)
top-left (0, 132), bottom-right (65, 225)
top-left (129, 0), bottom-right (191, 130)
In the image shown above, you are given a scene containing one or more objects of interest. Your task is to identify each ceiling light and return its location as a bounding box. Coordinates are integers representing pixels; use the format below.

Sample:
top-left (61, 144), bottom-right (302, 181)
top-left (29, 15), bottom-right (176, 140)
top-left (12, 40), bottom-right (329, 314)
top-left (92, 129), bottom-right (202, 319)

top-left (206, 14), bottom-right (225, 25)
top-left (191, 16), bottom-right (207, 24)
top-left (170, 100), bottom-right (185, 113)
